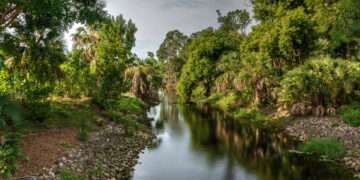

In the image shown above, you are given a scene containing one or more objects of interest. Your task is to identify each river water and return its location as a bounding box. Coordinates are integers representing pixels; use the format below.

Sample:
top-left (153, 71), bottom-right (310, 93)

top-left (131, 95), bottom-right (353, 180)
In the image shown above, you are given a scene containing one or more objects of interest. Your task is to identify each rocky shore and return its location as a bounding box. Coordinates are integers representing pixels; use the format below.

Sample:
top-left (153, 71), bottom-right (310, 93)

top-left (286, 116), bottom-right (360, 172)
top-left (20, 123), bottom-right (154, 180)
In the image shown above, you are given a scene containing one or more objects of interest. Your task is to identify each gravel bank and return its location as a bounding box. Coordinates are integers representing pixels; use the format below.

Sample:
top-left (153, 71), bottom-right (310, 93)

top-left (34, 124), bottom-right (154, 180)
top-left (286, 116), bottom-right (360, 171)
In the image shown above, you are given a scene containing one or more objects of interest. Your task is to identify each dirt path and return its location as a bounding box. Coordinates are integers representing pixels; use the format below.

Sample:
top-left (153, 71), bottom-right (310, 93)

top-left (14, 128), bottom-right (80, 178)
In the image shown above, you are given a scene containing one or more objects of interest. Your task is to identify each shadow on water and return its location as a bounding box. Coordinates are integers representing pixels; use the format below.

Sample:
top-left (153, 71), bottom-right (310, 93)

top-left (132, 94), bottom-right (354, 180)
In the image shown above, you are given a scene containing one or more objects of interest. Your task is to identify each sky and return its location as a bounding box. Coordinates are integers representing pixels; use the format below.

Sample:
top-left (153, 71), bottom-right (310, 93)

top-left (65, 0), bottom-right (252, 58)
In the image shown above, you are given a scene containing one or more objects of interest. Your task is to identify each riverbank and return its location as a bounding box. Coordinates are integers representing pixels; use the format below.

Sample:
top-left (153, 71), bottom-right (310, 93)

top-left (192, 97), bottom-right (359, 176)
top-left (286, 116), bottom-right (360, 172)
top-left (11, 96), bottom-right (155, 179)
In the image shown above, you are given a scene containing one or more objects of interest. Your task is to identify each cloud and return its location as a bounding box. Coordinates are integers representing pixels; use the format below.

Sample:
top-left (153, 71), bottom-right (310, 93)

top-left (161, 0), bottom-right (206, 9)
top-left (65, 0), bottom-right (252, 58)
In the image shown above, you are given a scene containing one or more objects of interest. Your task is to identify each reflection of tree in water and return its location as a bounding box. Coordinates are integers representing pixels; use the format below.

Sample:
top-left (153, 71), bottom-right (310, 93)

top-left (158, 95), bottom-right (183, 136)
top-left (178, 104), bottom-right (353, 180)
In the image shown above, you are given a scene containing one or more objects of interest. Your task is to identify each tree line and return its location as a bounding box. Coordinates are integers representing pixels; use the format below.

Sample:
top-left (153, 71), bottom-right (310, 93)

top-left (157, 0), bottom-right (360, 116)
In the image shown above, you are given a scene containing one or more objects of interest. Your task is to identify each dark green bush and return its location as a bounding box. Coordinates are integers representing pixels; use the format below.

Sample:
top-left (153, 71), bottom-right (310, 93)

top-left (76, 128), bottom-right (89, 142)
top-left (278, 57), bottom-right (360, 107)
top-left (338, 104), bottom-right (360, 127)
top-left (24, 101), bottom-right (51, 123)
top-left (0, 134), bottom-right (21, 179)
top-left (103, 97), bottom-right (145, 114)
top-left (299, 137), bottom-right (346, 159)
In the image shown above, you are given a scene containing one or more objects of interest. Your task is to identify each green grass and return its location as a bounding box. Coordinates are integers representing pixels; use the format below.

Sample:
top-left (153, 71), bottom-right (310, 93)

top-left (44, 100), bottom-right (98, 131)
top-left (58, 168), bottom-right (83, 180)
top-left (338, 103), bottom-right (360, 127)
top-left (299, 137), bottom-right (346, 159)
top-left (106, 110), bottom-right (141, 130)
top-left (22, 96), bottom-right (147, 137)
top-left (233, 108), bottom-right (270, 121)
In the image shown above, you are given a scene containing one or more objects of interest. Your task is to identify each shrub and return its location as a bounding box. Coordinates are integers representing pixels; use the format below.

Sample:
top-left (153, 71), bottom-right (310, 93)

top-left (107, 111), bottom-right (141, 130)
top-left (191, 84), bottom-right (206, 101)
top-left (24, 101), bottom-right (50, 123)
top-left (0, 95), bottom-right (23, 129)
top-left (233, 108), bottom-right (270, 121)
top-left (338, 104), bottom-right (360, 127)
top-left (76, 128), bottom-right (89, 142)
top-left (0, 135), bottom-right (20, 179)
top-left (299, 137), bottom-right (346, 159)
top-left (103, 97), bottom-right (145, 114)
top-left (278, 57), bottom-right (360, 108)
top-left (215, 92), bottom-right (238, 111)
top-left (58, 168), bottom-right (83, 180)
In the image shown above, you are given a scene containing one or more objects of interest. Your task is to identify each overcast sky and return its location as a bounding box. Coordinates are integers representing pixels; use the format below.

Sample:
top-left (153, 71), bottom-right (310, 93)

top-left (65, 0), bottom-right (252, 58)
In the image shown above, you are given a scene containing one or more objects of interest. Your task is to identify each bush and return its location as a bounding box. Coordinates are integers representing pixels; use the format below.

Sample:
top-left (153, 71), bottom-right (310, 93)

top-left (191, 84), bottom-right (206, 101)
top-left (278, 57), bottom-right (360, 107)
top-left (0, 135), bottom-right (20, 179)
top-left (24, 101), bottom-right (51, 123)
top-left (338, 104), bottom-right (360, 127)
top-left (215, 92), bottom-right (238, 111)
top-left (103, 97), bottom-right (145, 114)
top-left (299, 137), bottom-right (346, 159)
top-left (76, 128), bottom-right (89, 142)
top-left (233, 108), bottom-right (270, 121)
top-left (0, 95), bottom-right (23, 130)
top-left (58, 168), bottom-right (83, 180)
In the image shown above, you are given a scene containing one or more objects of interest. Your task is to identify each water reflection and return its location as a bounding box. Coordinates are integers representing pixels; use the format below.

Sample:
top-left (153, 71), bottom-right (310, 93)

top-left (132, 95), bottom-right (353, 180)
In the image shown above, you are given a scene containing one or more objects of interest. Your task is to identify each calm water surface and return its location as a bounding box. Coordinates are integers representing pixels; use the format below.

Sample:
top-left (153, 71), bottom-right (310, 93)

top-left (132, 95), bottom-right (353, 180)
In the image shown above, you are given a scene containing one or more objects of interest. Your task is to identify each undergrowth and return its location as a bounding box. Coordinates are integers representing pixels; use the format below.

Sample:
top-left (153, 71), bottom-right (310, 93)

top-left (299, 137), bottom-right (346, 160)
top-left (338, 103), bottom-right (360, 127)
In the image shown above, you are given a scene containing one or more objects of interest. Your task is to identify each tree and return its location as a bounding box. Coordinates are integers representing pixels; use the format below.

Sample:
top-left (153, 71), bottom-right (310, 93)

top-left (0, 0), bottom-right (106, 102)
top-left (330, 0), bottom-right (360, 60)
top-left (242, 7), bottom-right (317, 74)
top-left (277, 57), bottom-right (360, 108)
top-left (157, 30), bottom-right (188, 88)
top-left (252, 0), bottom-right (306, 21)
top-left (217, 9), bottom-right (251, 34)
top-left (177, 28), bottom-right (241, 101)
top-left (94, 15), bottom-right (137, 101)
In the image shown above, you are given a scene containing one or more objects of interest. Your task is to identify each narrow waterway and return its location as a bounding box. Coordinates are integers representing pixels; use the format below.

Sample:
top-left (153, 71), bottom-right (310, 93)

top-left (132, 95), bottom-right (353, 180)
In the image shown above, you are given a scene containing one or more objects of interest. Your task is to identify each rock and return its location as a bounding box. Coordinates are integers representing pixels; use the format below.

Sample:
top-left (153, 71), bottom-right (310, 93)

top-left (326, 107), bottom-right (336, 116)
top-left (290, 103), bottom-right (308, 116)
top-left (313, 105), bottom-right (325, 117)
top-left (35, 124), bottom-right (154, 180)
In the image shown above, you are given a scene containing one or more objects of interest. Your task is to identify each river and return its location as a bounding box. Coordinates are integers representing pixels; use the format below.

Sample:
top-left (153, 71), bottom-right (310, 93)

top-left (131, 94), bottom-right (353, 180)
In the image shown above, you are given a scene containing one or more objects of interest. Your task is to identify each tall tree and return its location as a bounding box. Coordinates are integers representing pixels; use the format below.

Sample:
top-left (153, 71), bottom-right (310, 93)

top-left (330, 0), bottom-right (360, 60)
top-left (95, 15), bottom-right (137, 101)
top-left (157, 30), bottom-right (188, 88)
top-left (217, 9), bottom-right (251, 34)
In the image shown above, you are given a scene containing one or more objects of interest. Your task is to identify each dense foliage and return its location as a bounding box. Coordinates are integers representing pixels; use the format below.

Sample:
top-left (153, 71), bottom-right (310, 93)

top-left (299, 138), bottom-right (346, 159)
top-left (0, 1), bottom-right (164, 178)
top-left (0, 0), bottom-right (360, 178)
top-left (170, 0), bottom-right (360, 117)
top-left (278, 57), bottom-right (360, 108)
